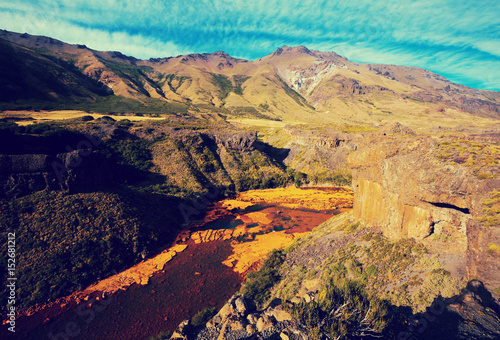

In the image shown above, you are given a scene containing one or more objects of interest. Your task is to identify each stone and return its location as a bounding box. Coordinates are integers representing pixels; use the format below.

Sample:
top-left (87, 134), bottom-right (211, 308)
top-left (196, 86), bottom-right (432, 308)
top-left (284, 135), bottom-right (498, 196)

top-left (247, 313), bottom-right (259, 324)
top-left (280, 331), bottom-right (290, 340)
top-left (234, 296), bottom-right (248, 314)
top-left (228, 319), bottom-right (246, 331)
top-left (246, 324), bottom-right (257, 334)
top-left (178, 319), bottom-right (189, 333)
top-left (216, 302), bottom-right (232, 321)
top-left (256, 315), bottom-right (275, 332)
top-left (217, 321), bottom-right (229, 340)
top-left (269, 306), bottom-right (292, 322)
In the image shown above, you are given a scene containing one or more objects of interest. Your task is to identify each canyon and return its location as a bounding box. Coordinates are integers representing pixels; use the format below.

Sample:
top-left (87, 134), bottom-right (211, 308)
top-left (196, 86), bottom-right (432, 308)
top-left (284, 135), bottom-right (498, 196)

top-left (1, 29), bottom-right (500, 339)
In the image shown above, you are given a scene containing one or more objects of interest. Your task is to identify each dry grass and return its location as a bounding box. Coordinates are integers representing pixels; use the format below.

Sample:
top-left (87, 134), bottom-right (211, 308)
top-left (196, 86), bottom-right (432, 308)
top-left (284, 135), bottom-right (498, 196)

top-left (233, 187), bottom-right (354, 210)
top-left (436, 139), bottom-right (500, 179)
top-left (477, 190), bottom-right (500, 227)
top-left (2, 110), bottom-right (166, 125)
top-left (226, 118), bottom-right (300, 128)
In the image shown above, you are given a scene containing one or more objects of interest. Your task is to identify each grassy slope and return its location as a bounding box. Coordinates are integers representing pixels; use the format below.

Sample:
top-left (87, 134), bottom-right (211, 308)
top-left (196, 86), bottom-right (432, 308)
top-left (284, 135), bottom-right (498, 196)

top-left (241, 212), bottom-right (467, 338)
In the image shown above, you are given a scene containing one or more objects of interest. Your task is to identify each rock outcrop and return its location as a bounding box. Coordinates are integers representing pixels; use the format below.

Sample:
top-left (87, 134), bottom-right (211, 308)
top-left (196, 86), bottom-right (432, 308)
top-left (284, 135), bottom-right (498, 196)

top-left (211, 131), bottom-right (258, 152)
top-left (172, 285), bottom-right (500, 340)
top-left (0, 151), bottom-right (114, 198)
top-left (348, 124), bottom-right (500, 291)
top-left (277, 126), bottom-right (361, 176)
top-left (413, 280), bottom-right (500, 340)
top-left (171, 295), bottom-right (307, 340)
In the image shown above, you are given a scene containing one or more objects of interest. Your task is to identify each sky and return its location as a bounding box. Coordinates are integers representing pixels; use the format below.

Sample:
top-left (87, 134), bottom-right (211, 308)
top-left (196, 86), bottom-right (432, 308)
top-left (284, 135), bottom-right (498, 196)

top-left (0, 0), bottom-right (499, 91)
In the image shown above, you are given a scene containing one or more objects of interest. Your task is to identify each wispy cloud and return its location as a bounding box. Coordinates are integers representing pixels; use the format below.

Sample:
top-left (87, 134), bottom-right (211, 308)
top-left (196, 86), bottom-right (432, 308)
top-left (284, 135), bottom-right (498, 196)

top-left (0, 0), bottom-right (499, 90)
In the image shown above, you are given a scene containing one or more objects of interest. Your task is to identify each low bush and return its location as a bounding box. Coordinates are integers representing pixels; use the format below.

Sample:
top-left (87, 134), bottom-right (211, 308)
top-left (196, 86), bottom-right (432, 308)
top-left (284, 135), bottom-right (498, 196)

top-left (149, 331), bottom-right (172, 340)
top-left (241, 249), bottom-right (286, 305)
top-left (191, 307), bottom-right (217, 327)
top-left (288, 278), bottom-right (391, 339)
top-left (477, 190), bottom-right (500, 227)
top-left (101, 139), bottom-right (154, 172)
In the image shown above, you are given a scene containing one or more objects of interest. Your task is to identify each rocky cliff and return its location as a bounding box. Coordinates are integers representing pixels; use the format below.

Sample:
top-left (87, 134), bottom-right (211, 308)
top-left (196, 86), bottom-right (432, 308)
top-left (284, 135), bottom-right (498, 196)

top-left (261, 126), bottom-right (362, 180)
top-left (348, 123), bottom-right (500, 292)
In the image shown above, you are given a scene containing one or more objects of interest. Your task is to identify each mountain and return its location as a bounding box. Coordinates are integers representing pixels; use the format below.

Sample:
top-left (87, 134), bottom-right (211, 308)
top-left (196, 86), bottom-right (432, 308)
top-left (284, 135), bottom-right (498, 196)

top-left (1, 29), bottom-right (500, 340)
top-left (0, 33), bottom-right (112, 104)
top-left (1, 30), bottom-right (500, 127)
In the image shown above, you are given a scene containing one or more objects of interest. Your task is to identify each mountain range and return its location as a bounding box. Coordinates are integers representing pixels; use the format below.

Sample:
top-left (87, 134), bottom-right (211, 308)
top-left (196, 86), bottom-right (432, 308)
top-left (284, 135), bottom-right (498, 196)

top-left (1, 29), bottom-right (500, 128)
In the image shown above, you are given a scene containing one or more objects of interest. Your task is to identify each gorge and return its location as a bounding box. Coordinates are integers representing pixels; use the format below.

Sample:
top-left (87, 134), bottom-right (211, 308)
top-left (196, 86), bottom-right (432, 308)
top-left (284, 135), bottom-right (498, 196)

top-left (0, 29), bottom-right (499, 339)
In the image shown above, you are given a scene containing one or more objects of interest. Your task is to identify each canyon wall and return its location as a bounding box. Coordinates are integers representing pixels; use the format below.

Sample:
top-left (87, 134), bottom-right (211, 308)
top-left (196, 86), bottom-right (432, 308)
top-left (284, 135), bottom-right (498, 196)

top-left (348, 124), bottom-right (500, 291)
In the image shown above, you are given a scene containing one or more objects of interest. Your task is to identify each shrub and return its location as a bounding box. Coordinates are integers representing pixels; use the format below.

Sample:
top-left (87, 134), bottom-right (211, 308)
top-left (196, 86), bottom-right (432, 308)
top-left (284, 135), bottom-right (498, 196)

top-left (191, 307), bottom-right (217, 327)
top-left (487, 243), bottom-right (500, 256)
top-left (477, 172), bottom-right (493, 180)
top-left (436, 138), bottom-right (500, 178)
top-left (241, 249), bottom-right (286, 305)
top-left (336, 221), bottom-right (361, 234)
top-left (24, 122), bottom-right (64, 135)
top-left (411, 268), bottom-right (466, 311)
top-left (81, 115), bottom-right (94, 121)
top-left (0, 120), bottom-right (24, 133)
top-left (101, 139), bottom-right (154, 172)
top-left (210, 73), bottom-right (233, 99)
top-left (288, 278), bottom-right (390, 338)
top-left (477, 190), bottom-right (500, 227)
top-left (149, 331), bottom-right (172, 340)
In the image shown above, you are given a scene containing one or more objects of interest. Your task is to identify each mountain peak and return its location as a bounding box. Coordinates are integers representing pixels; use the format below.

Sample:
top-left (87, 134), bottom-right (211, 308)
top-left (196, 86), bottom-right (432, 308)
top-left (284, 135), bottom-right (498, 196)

top-left (271, 45), bottom-right (315, 58)
top-left (211, 51), bottom-right (230, 57)
top-left (295, 45), bottom-right (312, 54)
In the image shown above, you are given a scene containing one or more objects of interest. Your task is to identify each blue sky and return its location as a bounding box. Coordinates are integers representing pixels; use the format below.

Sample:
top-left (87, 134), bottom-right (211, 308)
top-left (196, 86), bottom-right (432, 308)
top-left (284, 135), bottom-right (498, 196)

top-left (1, 0), bottom-right (499, 91)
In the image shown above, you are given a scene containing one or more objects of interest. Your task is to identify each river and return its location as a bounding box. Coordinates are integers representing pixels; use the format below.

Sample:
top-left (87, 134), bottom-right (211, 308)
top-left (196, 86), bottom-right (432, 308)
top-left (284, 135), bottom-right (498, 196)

top-left (5, 187), bottom-right (352, 340)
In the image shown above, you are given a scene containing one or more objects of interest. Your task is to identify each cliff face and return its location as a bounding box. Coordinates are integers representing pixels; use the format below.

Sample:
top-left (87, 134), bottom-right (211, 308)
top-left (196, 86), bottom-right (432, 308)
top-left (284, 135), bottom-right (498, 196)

top-left (261, 126), bottom-right (362, 178)
top-left (0, 151), bottom-right (114, 198)
top-left (348, 125), bottom-right (500, 291)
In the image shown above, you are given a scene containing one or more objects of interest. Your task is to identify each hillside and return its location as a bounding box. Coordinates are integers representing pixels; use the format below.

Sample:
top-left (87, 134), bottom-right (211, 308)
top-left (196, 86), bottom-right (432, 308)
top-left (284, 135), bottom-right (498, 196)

top-left (1, 30), bottom-right (500, 129)
top-left (0, 116), bottom-right (324, 312)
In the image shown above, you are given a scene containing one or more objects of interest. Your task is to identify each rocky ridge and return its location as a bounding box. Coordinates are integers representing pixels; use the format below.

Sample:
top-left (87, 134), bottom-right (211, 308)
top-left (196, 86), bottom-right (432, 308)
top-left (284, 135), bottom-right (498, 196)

top-left (348, 123), bottom-right (500, 291)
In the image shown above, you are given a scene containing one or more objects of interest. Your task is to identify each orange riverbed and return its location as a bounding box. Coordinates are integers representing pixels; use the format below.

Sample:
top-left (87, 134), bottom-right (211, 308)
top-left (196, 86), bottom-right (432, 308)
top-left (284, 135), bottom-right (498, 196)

top-left (6, 187), bottom-right (353, 340)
